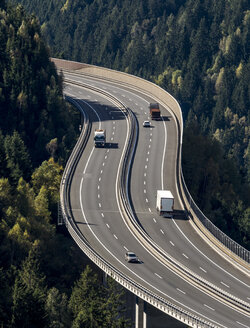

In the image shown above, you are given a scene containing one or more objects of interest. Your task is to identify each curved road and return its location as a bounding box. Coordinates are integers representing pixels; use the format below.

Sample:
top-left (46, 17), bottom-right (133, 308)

top-left (63, 70), bottom-right (250, 328)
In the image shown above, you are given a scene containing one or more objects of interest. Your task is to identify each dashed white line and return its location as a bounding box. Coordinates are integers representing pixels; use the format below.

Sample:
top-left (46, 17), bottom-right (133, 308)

top-left (100, 170), bottom-right (103, 174)
top-left (154, 273), bottom-right (163, 279)
top-left (153, 218), bottom-right (157, 223)
top-left (145, 198), bottom-right (149, 203)
top-left (99, 203), bottom-right (102, 208)
top-left (149, 144), bottom-right (151, 148)
top-left (220, 281), bottom-right (230, 288)
top-left (101, 213), bottom-right (104, 218)
top-left (160, 229), bottom-right (164, 234)
top-left (204, 304), bottom-right (215, 311)
top-left (97, 185), bottom-right (100, 190)
top-left (114, 234), bottom-right (118, 239)
top-left (105, 155), bottom-right (107, 159)
top-left (237, 321), bottom-right (250, 328)
top-left (99, 177), bottom-right (101, 181)
top-left (148, 208), bottom-right (151, 212)
top-left (98, 194), bottom-right (100, 198)
top-left (106, 223), bottom-right (110, 229)
top-left (147, 151), bottom-right (150, 155)
top-left (170, 241), bottom-right (175, 246)
top-left (199, 267), bottom-right (207, 273)
top-left (145, 165), bottom-right (147, 169)
top-left (111, 137), bottom-right (114, 141)
top-left (144, 189), bottom-right (146, 193)
top-left (182, 253), bottom-right (189, 259)
top-left (102, 162), bottom-right (105, 166)
top-left (144, 181), bottom-right (146, 185)
top-left (177, 288), bottom-right (186, 295)
top-left (124, 246), bottom-right (129, 251)
top-left (112, 131), bottom-right (115, 135)
top-left (146, 158), bottom-right (149, 162)
top-left (144, 173), bottom-right (147, 177)
top-left (149, 138), bottom-right (152, 142)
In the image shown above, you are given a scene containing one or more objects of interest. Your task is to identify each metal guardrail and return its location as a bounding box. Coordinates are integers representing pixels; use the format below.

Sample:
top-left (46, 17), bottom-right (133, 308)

top-left (181, 172), bottom-right (250, 264)
top-left (60, 87), bottom-right (221, 327)
top-left (53, 59), bottom-right (250, 267)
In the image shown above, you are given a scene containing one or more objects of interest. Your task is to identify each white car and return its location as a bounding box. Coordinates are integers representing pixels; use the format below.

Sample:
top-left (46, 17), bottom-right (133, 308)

top-left (143, 120), bottom-right (150, 127)
top-left (125, 251), bottom-right (139, 263)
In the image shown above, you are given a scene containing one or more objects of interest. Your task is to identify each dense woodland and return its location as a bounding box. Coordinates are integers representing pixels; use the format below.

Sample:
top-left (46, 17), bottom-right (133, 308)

top-left (0, 1), bottom-right (129, 327)
top-left (15, 0), bottom-right (250, 248)
top-left (0, 0), bottom-right (249, 326)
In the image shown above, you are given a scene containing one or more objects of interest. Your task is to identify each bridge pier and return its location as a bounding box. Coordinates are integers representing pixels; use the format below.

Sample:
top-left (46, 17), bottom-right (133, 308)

top-left (135, 296), bottom-right (147, 328)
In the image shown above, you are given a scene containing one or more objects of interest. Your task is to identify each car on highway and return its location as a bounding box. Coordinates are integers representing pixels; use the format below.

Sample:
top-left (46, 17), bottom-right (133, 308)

top-left (125, 251), bottom-right (139, 263)
top-left (143, 120), bottom-right (151, 127)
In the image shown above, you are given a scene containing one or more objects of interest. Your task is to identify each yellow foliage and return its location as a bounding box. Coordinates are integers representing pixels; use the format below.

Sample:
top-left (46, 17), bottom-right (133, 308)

top-left (236, 62), bottom-right (243, 78)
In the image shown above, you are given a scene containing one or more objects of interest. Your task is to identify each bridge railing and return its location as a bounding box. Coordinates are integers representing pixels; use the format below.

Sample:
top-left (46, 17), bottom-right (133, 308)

top-left (53, 57), bottom-right (249, 267)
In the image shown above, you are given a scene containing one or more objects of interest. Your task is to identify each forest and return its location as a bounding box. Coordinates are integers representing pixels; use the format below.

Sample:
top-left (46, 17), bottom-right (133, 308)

top-left (15, 0), bottom-right (249, 248)
top-left (0, 1), bottom-right (129, 327)
top-left (0, 0), bottom-right (249, 326)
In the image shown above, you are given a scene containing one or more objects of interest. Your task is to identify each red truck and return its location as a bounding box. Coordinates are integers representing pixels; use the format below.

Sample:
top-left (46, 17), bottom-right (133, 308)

top-left (149, 103), bottom-right (161, 120)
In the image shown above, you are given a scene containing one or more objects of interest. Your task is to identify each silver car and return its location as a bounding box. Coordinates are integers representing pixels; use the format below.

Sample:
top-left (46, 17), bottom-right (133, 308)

top-left (125, 251), bottom-right (139, 263)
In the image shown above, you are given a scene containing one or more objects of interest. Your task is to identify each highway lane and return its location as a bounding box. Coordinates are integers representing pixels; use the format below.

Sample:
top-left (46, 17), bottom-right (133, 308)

top-left (64, 72), bottom-right (250, 298)
top-left (64, 77), bottom-right (250, 327)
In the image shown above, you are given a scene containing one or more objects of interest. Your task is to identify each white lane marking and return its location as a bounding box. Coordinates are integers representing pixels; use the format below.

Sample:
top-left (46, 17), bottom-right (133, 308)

top-left (122, 94), bottom-right (125, 97)
top-left (177, 288), bottom-right (186, 295)
top-left (148, 208), bottom-right (151, 212)
top-left (99, 203), bottom-right (101, 208)
top-left (204, 304), bottom-right (215, 311)
top-left (147, 151), bottom-right (150, 155)
top-left (107, 149), bottom-right (110, 153)
top-left (111, 137), bottom-right (114, 141)
top-left (172, 218), bottom-right (250, 288)
top-left (160, 229), bottom-right (164, 234)
top-left (149, 144), bottom-right (151, 148)
top-left (145, 198), bottom-right (148, 203)
top-left (220, 281), bottom-right (230, 288)
top-left (105, 155), bottom-right (107, 159)
top-left (153, 218), bottom-right (157, 223)
top-left (135, 102), bottom-right (138, 105)
top-left (98, 194), bottom-right (100, 198)
top-left (247, 297), bottom-right (250, 301)
top-left (149, 138), bottom-right (152, 142)
top-left (199, 267), bottom-right (207, 273)
top-left (113, 126), bottom-right (116, 129)
top-left (124, 246), bottom-right (129, 251)
top-left (154, 273), bottom-right (163, 279)
top-left (144, 112), bottom-right (147, 115)
top-left (106, 223), bottom-right (110, 229)
top-left (113, 121), bottom-right (115, 124)
top-left (146, 158), bottom-right (149, 162)
top-left (129, 98), bottom-right (132, 101)
top-left (97, 185), bottom-right (100, 190)
top-left (100, 170), bottom-right (103, 174)
top-left (144, 181), bottom-right (146, 185)
top-left (114, 234), bottom-right (118, 240)
top-left (237, 321), bottom-right (250, 328)
top-left (144, 173), bottom-right (147, 177)
top-left (182, 253), bottom-right (189, 259)
top-left (102, 162), bottom-right (105, 166)
top-left (145, 165), bottom-right (147, 169)
top-left (150, 133), bottom-right (152, 136)
top-left (99, 177), bottom-right (101, 181)
top-left (170, 241), bottom-right (175, 246)
top-left (101, 213), bottom-right (104, 218)
top-left (112, 131), bottom-right (115, 135)
top-left (76, 90), bottom-right (233, 328)
top-left (144, 189), bottom-right (146, 193)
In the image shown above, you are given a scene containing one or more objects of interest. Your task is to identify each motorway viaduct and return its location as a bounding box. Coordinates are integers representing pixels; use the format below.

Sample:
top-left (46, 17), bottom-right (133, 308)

top-left (54, 58), bottom-right (250, 328)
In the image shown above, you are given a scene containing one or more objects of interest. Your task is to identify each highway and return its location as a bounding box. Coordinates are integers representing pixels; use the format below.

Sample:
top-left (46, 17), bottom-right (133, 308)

top-left (58, 64), bottom-right (250, 328)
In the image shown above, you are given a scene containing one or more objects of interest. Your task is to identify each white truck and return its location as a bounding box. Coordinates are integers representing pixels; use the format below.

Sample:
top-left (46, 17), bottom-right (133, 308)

top-left (156, 190), bottom-right (174, 216)
top-left (94, 129), bottom-right (106, 147)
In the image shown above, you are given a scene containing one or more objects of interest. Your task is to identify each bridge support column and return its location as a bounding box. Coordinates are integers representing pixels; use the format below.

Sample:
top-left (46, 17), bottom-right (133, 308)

top-left (102, 272), bottom-right (107, 287)
top-left (135, 297), bottom-right (147, 328)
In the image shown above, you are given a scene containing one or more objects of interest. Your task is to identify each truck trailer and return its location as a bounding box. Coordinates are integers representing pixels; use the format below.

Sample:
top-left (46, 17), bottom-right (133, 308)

top-left (94, 129), bottom-right (106, 147)
top-left (156, 190), bottom-right (174, 216)
top-left (149, 103), bottom-right (161, 120)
